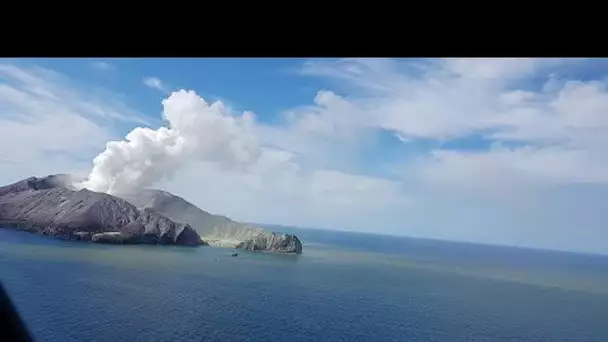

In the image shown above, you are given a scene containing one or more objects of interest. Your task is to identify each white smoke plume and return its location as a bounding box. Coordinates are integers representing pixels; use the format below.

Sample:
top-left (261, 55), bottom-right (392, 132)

top-left (76, 89), bottom-right (261, 195)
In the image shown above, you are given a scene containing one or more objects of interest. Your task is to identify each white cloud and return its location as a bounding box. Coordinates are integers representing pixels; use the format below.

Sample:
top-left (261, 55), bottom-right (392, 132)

top-left (0, 63), bottom-right (149, 183)
top-left (297, 58), bottom-right (608, 188)
top-left (299, 58), bottom-right (587, 140)
top-left (293, 57), bottom-right (608, 253)
top-left (143, 77), bottom-right (167, 92)
top-left (91, 61), bottom-right (115, 71)
top-left (157, 160), bottom-right (409, 231)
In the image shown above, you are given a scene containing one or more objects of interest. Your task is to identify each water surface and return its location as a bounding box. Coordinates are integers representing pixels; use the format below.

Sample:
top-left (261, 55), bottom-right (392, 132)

top-left (2, 227), bottom-right (608, 342)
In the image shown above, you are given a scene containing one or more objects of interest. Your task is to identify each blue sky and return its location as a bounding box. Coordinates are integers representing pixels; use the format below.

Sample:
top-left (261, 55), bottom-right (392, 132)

top-left (17, 58), bottom-right (321, 121)
top-left (2, 57), bottom-right (608, 254)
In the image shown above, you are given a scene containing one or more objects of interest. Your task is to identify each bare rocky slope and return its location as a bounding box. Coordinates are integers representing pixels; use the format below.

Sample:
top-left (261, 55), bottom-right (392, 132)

top-left (119, 189), bottom-right (303, 254)
top-left (0, 175), bottom-right (202, 246)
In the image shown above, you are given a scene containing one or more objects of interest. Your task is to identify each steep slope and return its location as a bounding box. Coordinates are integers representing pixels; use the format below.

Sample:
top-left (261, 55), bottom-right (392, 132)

top-left (119, 189), bottom-right (303, 254)
top-left (0, 176), bottom-right (202, 246)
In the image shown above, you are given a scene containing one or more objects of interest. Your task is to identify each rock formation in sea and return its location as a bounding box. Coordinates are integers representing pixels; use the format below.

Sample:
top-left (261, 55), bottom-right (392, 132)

top-left (0, 175), bottom-right (203, 246)
top-left (118, 189), bottom-right (303, 254)
top-left (235, 233), bottom-right (303, 254)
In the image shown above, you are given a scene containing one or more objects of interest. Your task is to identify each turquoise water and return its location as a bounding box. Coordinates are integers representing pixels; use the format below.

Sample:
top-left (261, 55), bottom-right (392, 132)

top-left (1, 227), bottom-right (608, 342)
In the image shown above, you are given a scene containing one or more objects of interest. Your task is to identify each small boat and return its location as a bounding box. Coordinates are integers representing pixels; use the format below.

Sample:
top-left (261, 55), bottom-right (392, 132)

top-left (231, 252), bottom-right (238, 257)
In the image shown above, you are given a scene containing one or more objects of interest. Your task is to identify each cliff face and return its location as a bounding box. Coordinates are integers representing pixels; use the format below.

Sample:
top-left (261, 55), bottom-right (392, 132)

top-left (0, 176), bottom-right (202, 246)
top-left (119, 189), bottom-right (303, 254)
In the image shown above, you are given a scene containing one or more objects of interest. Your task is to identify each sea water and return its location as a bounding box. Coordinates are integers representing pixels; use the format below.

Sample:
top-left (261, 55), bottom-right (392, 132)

top-left (1, 227), bottom-right (607, 342)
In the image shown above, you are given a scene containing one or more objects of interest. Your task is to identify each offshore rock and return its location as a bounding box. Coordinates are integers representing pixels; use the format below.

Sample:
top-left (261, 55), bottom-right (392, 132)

top-left (236, 232), bottom-right (303, 254)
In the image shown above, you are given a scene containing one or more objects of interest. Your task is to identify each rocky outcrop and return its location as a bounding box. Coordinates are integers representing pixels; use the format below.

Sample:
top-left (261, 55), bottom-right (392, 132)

top-left (0, 176), bottom-right (202, 246)
top-left (236, 232), bottom-right (302, 254)
top-left (119, 189), bottom-right (303, 254)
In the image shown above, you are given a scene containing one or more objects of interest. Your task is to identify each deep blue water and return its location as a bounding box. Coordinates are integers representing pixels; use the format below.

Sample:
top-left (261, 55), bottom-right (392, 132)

top-left (2, 227), bottom-right (608, 342)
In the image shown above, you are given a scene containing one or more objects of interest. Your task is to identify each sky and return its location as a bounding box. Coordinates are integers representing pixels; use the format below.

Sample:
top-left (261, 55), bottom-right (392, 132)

top-left (1, 57), bottom-right (608, 254)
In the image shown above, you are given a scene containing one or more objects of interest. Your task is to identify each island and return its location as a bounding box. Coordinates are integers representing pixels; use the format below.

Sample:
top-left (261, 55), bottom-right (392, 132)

top-left (0, 174), bottom-right (303, 254)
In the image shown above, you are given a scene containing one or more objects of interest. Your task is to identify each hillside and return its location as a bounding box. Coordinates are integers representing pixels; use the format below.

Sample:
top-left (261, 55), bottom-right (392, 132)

top-left (119, 189), bottom-right (303, 253)
top-left (0, 176), bottom-right (202, 246)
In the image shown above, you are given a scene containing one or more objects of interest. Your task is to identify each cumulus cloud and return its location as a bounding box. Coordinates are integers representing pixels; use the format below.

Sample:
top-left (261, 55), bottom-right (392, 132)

top-left (143, 77), bottom-right (167, 92)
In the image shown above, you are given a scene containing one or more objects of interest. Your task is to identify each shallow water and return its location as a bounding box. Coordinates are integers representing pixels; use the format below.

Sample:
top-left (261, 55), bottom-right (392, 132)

top-left (2, 228), bottom-right (608, 342)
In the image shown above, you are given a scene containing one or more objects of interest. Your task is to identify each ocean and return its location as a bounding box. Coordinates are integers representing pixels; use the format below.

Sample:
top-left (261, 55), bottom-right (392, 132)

top-left (1, 227), bottom-right (607, 342)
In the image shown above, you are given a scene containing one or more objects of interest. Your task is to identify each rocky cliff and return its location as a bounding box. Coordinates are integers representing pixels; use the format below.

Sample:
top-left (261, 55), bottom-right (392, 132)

top-left (119, 189), bottom-right (303, 254)
top-left (0, 176), bottom-right (202, 246)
